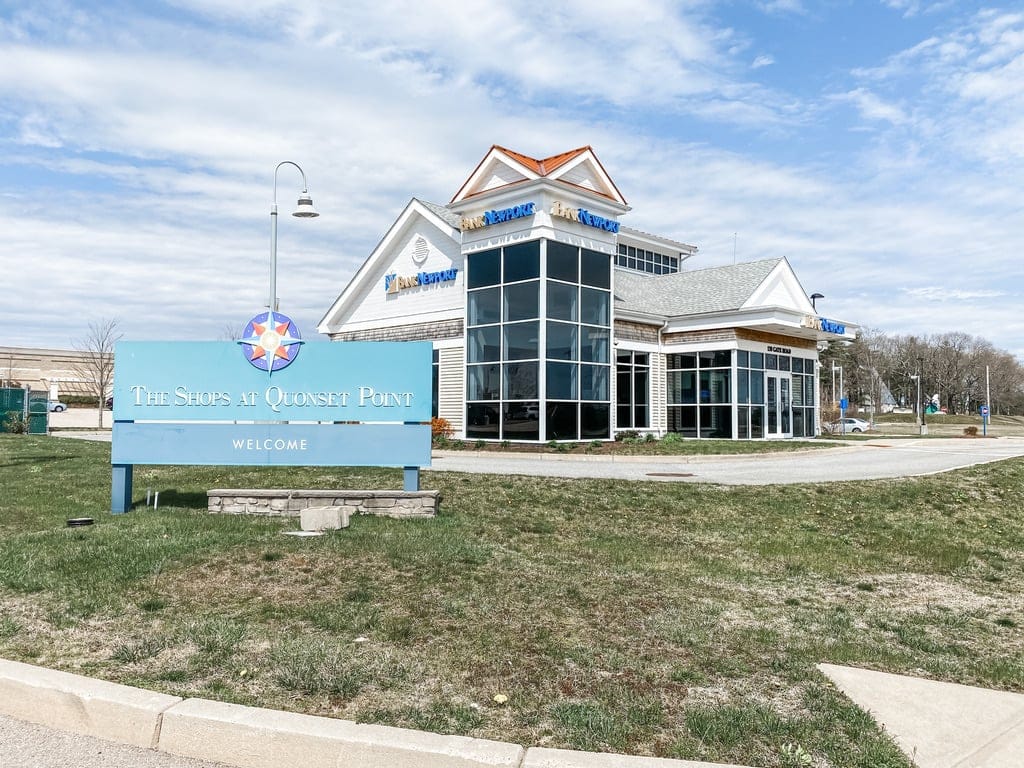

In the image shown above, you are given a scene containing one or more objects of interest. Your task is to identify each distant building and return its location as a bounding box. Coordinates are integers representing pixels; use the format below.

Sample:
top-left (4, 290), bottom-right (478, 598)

top-left (319, 145), bottom-right (857, 440)
top-left (0, 346), bottom-right (102, 397)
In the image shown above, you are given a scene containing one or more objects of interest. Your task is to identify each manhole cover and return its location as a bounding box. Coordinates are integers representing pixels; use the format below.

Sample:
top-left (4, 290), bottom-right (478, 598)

top-left (646, 472), bottom-right (695, 477)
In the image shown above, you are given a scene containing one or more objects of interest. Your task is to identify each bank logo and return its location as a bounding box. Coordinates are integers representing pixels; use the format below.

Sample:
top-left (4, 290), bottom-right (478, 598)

top-left (239, 311), bottom-right (303, 372)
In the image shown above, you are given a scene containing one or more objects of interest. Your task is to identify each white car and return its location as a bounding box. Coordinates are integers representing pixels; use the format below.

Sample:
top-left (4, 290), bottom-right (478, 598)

top-left (829, 417), bottom-right (871, 433)
top-left (48, 399), bottom-right (67, 412)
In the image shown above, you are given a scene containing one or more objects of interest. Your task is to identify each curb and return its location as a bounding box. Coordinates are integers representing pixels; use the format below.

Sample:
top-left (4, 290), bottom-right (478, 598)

top-left (0, 658), bottom-right (751, 768)
top-left (0, 658), bottom-right (181, 749)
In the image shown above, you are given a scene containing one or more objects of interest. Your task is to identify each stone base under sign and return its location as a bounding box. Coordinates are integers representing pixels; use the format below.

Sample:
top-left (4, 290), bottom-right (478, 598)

top-left (207, 489), bottom-right (439, 519)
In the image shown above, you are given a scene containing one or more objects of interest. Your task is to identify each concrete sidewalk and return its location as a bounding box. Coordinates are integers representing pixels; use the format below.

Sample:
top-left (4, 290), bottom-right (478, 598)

top-left (819, 664), bottom-right (1024, 768)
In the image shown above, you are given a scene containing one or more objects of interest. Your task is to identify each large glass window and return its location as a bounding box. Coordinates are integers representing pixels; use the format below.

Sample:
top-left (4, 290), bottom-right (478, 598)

top-left (468, 249), bottom-right (500, 288)
top-left (616, 351), bottom-right (649, 429)
top-left (467, 240), bottom-right (611, 441)
top-left (667, 350), bottom-right (732, 439)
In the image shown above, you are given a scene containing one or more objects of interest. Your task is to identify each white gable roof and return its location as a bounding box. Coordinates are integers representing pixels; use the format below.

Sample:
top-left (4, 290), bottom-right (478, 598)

top-left (317, 199), bottom-right (462, 333)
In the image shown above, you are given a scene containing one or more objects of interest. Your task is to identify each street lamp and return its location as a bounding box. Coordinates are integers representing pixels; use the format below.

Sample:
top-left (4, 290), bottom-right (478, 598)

top-left (916, 356), bottom-right (926, 435)
top-left (270, 161), bottom-right (319, 311)
top-left (810, 292), bottom-right (824, 311)
top-left (910, 374), bottom-right (920, 419)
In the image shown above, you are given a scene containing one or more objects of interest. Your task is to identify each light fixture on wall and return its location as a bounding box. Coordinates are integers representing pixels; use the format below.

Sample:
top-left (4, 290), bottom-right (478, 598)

top-left (810, 292), bottom-right (824, 311)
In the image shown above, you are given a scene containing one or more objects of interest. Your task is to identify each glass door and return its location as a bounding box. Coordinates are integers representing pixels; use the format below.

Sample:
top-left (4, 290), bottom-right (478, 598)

top-left (766, 373), bottom-right (792, 438)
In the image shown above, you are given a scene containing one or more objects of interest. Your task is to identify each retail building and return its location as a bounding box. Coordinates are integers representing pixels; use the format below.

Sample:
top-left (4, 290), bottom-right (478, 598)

top-left (318, 145), bottom-right (855, 440)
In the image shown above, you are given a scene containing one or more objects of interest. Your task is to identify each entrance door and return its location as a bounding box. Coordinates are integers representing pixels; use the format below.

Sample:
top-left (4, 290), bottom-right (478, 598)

top-left (766, 373), bottom-right (792, 438)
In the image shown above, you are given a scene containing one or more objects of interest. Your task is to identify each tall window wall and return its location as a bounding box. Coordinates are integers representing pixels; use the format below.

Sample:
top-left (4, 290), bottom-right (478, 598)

top-left (466, 240), bottom-right (612, 441)
top-left (736, 351), bottom-right (765, 439)
top-left (666, 347), bottom-right (817, 439)
top-left (790, 357), bottom-right (816, 437)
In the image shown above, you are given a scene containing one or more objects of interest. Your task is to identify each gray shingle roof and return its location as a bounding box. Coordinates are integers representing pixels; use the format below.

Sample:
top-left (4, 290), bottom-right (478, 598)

top-left (416, 198), bottom-right (462, 229)
top-left (614, 258), bottom-right (783, 318)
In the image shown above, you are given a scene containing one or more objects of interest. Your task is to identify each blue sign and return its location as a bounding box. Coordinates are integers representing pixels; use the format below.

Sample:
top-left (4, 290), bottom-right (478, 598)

top-left (111, 339), bottom-right (433, 513)
top-left (112, 422), bottom-right (430, 467)
top-left (980, 405), bottom-right (989, 417)
top-left (820, 318), bottom-right (846, 335)
top-left (461, 202), bottom-right (536, 231)
top-left (840, 398), bottom-right (848, 410)
top-left (113, 341), bottom-right (432, 422)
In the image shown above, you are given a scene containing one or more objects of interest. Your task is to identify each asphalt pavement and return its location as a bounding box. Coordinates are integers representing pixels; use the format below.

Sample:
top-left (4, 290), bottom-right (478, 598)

top-left (0, 712), bottom-right (223, 768)
top-left (430, 436), bottom-right (1024, 484)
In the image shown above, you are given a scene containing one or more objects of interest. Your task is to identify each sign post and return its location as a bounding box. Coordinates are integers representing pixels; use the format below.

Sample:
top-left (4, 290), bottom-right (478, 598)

top-left (980, 404), bottom-right (989, 437)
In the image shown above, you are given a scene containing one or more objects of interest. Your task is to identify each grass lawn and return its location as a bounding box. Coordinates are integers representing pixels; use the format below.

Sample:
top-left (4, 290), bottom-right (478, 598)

top-left (1, 435), bottom-right (1022, 768)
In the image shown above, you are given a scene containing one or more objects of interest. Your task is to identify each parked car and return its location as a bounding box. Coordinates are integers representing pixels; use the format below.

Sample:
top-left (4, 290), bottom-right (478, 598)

top-left (48, 399), bottom-right (67, 412)
top-left (105, 395), bottom-right (114, 409)
top-left (829, 417), bottom-right (871, 433)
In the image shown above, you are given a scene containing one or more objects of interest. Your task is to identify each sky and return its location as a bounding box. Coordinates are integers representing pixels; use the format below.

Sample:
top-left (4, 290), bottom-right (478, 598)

top-left (2, 1), bottom-right (1022, 359)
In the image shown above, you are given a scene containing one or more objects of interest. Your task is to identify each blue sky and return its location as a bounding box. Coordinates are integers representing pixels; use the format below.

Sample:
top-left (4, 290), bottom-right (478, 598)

top-left (2, 1), bottom-right (1022, 358)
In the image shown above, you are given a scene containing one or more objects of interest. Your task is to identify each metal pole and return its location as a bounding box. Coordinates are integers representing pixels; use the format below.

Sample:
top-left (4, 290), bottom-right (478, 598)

top-left (269, 161), bottom-right (312, 313)
top-left (269, 201), bottom-right (278, 311)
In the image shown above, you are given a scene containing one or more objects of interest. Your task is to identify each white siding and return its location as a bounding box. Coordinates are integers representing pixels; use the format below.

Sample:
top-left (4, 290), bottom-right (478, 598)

top-left (650, 352), bottom-right (667, 434)
top-left (343, 221), bottom-right (464, 329)
top-left (438, 346), bottom-right (464, 435)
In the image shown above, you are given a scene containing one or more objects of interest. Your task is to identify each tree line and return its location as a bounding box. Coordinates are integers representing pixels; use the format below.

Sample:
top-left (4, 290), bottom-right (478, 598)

top-left (819, 330), bottom-right (1024, 416)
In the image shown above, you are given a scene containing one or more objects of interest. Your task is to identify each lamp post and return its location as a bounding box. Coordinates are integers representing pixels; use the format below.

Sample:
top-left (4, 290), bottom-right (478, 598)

top-left (270, 161), bottom-right (319, 312)
top-left (910, 373), bottom-right (920, 419)
top-left (832, 361), bottom-right (844, 434)
top-left (916, 356), bottom-right (926, 435)
top-left (810, 292), bottom-right (824, 311)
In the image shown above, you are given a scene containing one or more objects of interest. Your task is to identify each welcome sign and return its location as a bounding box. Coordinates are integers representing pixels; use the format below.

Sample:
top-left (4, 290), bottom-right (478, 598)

top-left (110, 339), bottom-right (432, 513)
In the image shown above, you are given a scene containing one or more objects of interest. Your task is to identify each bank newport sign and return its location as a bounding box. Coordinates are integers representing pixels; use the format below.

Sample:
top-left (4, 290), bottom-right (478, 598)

top-left (550, 201), bottom-right (620, 233)
top-left (460, 201), bottom-right (536, 231)
top-left (801, 315), bottom-right (846, 335)
top-left (384, 267), bottom-right (458, 294)
top-left (110, 339), bottom-right (432, 513)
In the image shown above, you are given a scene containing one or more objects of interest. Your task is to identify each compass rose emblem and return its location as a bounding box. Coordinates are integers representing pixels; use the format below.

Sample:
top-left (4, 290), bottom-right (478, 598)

top-left (238, 311), bottom-right (303, 372)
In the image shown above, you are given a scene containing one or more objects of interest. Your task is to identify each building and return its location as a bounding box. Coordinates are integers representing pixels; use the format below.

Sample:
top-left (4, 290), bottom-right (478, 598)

top-left (0, 345), bottom-right (102, 398)
top-left (318, 145), bottom-right (855, 440)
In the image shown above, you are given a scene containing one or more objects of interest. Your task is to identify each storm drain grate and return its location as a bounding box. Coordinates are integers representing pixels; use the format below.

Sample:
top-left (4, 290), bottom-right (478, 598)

top-left (646, 472), bottom-right (695, 478)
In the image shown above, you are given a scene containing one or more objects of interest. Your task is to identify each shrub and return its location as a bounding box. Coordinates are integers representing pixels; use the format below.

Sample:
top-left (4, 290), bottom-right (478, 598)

top-left (431, 417), bottom-right (453, 439)
top-left (963, 425), bottom-right (979, 437)
top-left (2, 412), bottom-right (26, 434)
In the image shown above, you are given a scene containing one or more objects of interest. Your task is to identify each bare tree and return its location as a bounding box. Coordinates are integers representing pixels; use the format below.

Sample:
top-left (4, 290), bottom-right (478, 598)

top-left (217, 323), bottom-right (246, 342)
top-left (73, 319), bottom-right (122, 428)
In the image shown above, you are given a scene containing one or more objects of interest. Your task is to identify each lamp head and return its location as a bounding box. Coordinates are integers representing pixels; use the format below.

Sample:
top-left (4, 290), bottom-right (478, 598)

top-left (293, 192), bottom-right (319, 218)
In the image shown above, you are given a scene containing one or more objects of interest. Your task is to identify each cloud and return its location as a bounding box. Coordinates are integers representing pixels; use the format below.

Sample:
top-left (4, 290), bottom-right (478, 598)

top-left (904, 287), bottom-right (1006, 301)
top-left (752, 54), bottom-right (775, 69)
top-left (1, 1), bottom-right (1023, 363)
top-left (833, 87), bottom-right (911, 126)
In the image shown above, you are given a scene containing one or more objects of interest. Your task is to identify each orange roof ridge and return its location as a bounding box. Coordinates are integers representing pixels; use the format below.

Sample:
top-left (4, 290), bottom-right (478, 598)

top-left (493, 145), bottom-right (592, 176)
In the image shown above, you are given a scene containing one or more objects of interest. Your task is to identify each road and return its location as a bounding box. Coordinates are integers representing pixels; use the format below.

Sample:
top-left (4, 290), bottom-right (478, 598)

top-left (0, 713), bottom-right (223, 768)
top-left (430, 437), bottom-right (1024, 484)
